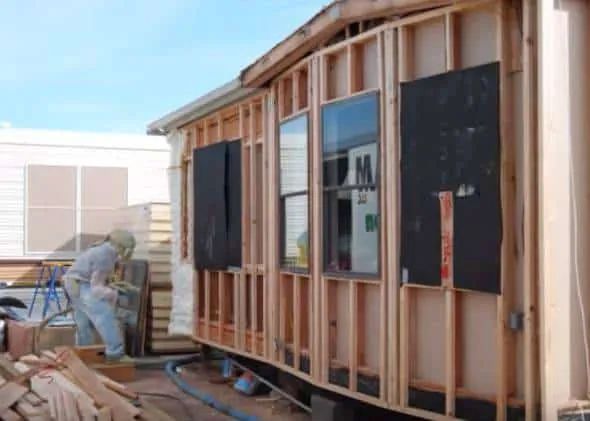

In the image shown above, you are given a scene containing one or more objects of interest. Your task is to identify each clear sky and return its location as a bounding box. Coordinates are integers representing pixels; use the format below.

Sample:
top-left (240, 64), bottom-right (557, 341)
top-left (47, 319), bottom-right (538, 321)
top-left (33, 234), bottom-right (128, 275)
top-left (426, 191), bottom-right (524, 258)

top-left (0, 0), bottom-right (327, 133)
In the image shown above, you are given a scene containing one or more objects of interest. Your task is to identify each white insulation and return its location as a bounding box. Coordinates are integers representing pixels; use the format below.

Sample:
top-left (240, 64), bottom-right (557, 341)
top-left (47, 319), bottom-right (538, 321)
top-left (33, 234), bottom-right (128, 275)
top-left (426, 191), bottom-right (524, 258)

top-left (167, 129), bottom-right (194, 336)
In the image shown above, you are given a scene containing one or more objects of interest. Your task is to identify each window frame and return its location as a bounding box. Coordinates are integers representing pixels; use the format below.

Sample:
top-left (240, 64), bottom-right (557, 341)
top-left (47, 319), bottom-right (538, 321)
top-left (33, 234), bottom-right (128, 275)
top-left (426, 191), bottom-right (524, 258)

top-left (278, 112), bottom-right (311, 273)
top-left (320, 91), bottom-right (382, 279)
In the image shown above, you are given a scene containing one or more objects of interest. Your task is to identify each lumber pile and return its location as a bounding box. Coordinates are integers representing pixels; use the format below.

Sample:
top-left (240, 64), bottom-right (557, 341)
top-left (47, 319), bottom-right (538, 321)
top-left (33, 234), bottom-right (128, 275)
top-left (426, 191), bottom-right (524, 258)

top-left (112, 203), bottom-right (197, 354)
top-left (0, 261), bottom-right (44, 287)
top-left (0, 347), bottom-right (173, 421)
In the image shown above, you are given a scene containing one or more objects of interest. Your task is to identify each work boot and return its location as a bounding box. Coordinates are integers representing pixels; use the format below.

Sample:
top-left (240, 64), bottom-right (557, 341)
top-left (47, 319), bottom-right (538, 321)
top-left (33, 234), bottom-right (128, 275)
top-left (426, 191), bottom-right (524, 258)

top-left (105, 354), bottom-right (134, 364)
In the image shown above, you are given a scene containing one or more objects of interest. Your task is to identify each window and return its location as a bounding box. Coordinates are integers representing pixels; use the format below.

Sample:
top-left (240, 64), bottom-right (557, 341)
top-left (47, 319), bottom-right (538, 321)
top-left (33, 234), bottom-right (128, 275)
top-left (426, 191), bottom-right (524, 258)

top-left (279, 114), bottom-right (309, 271)
top-left (26, 165), bottom-right (77, 253)
top-left (80, 167), bottom-right (128, 249)
top-left (26, 165), bottom-right (128, 254)
top-left (322, 93), bottom-right (380, 275)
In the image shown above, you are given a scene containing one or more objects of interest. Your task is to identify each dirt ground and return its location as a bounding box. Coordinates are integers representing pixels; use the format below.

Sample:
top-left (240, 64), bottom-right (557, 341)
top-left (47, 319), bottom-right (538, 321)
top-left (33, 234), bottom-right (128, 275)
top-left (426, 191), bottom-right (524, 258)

top-left (126, 363), bottom-right (311, 421)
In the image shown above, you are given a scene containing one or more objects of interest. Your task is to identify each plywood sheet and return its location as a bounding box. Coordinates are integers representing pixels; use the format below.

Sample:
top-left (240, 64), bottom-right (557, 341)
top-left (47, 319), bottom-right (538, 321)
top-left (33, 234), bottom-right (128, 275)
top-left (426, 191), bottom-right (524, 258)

top-left (413, 289), bottom-right (445, 384)
top-left (459, 7), bottom-right (498, 69)
top-left (413, 17), bottom-right (446, 79)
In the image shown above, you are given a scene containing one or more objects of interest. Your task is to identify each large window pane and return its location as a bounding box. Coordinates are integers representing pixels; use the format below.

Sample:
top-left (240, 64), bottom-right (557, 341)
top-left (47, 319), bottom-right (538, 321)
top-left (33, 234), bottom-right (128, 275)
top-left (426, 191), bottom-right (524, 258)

top-left (322, 93), bottom-right (380, 275)
top-left (324, 187), bottom-right (378, 274)
top-left (323, 93), bottom-right (379, 188)
top-left (281, 195), bottom-right (309, 270)
top-left (280, 115), bottom-right (308, 195)
top-left (279, 114), bottom-right (309, 271)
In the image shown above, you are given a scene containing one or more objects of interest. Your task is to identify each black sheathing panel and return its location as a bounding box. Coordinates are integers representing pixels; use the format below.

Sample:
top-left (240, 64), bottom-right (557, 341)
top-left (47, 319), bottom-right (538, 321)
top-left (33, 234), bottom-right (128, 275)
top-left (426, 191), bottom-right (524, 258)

top-left (193, 143), bottom-right (228, 270)
top-left (226, 140), bottom-right (242, 267)
top-left (400, 62), bottom-right (502, 294)
top-left (408, 387), bottom-right (445, 415)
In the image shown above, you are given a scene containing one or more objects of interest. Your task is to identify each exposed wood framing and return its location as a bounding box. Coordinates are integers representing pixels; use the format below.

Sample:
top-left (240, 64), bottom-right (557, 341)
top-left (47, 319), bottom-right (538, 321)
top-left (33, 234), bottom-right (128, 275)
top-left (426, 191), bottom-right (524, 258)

top-left (183, 1), bottom-right (534, 418)
top-left (496, 0), bottom-right (516, 419)
top-left (384, 26), bottom-right (400, 406)
top-left (521, 0), bottom-right (537, 418)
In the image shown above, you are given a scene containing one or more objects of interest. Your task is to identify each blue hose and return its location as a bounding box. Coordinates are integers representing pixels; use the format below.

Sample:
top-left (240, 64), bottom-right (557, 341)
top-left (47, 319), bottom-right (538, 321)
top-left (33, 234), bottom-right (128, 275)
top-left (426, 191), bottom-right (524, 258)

top-left (164, 355), bottom-right (260, 421)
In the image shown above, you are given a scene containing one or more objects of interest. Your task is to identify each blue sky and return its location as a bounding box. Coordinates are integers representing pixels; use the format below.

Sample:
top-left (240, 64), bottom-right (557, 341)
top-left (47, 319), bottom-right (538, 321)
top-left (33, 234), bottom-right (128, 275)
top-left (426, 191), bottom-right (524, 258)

top-left (0, 0), bottom-right (327, 133)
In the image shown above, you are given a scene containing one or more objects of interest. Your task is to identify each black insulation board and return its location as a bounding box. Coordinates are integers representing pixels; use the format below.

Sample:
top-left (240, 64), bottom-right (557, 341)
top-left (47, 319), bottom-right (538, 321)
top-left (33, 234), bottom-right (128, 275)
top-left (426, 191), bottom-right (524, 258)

top-left (193, 143), bottom-right (228, 270)
top-left (226, 140), bottom-right (242, 267)
top-left (400, 62), bottom-right (502, 294)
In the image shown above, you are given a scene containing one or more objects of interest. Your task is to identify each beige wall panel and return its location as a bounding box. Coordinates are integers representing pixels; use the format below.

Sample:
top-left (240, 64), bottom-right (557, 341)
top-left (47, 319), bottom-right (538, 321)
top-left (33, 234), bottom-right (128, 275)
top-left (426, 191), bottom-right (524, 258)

top-left (328, 51), bottom-right (349, 100)
top-left (27, 208), bottom-right (76, 252)
top-left (413, 289), bottom-right (445, 384)
top-left (335, 281), bottom-right (351, 363)
top-left (461, 292), bottom-right (497, 395)
top-left (81, 167), bottom-right (127, 208)
top-left (27, 165), bottom-right (76, 207)
top-left (360, 284), bottom-right (381, 371)
top-left (413, 18), bottom-right (446, 79)
top-left (459, 7), bottom-right (497, 69)
top-left (362, 39), bottom-right (379, 91)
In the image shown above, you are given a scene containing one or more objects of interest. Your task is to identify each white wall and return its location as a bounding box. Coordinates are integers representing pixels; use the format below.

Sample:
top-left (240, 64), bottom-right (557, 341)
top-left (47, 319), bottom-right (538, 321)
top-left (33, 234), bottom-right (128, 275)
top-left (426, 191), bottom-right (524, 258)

top-left (0, 128), bottom-right (170, 258)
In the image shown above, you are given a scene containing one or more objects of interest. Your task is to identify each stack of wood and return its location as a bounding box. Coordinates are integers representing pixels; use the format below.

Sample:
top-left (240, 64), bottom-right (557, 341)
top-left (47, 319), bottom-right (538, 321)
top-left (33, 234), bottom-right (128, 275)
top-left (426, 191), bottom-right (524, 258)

top-left (0, 347), bottom-right (173, 421)
top-left (0, 260), bottom-right (44, 287)
top-left (113, 203), bottom-right (197, 354)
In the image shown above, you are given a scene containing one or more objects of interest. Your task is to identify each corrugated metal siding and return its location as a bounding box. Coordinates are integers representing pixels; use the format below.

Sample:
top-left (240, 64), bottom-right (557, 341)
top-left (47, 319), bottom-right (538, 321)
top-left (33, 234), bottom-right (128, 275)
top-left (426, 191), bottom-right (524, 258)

top-left (0, 140), bottom-right (170, 258)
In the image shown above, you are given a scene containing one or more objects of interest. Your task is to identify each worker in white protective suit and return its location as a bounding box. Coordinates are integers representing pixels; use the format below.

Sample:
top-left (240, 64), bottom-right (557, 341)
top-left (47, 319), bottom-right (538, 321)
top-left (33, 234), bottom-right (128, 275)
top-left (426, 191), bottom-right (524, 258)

top-left (63, 229), bottom-right (136, 361)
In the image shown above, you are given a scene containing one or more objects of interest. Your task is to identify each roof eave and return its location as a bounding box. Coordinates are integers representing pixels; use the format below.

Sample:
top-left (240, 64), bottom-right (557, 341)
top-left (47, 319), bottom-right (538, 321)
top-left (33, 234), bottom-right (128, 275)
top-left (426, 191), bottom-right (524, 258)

top-left (147, 79), bottom-right (259, 135)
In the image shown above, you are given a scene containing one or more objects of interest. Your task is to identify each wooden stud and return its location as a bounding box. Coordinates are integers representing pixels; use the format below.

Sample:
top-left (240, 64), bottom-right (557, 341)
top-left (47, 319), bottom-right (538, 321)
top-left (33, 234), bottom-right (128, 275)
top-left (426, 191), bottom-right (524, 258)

top-left (279, 276), bottom-right (287, 363)
top-left (384, 27), bottom-right (400, 406)
top-left (217, 113), bottom-right (222, 140)
top-left (233, 273), bottom-right (240, 348)
top-left (444, 13), bottom-right (458, 417)
top-left (294, 276), bottom-right (302, 371)
top-left (496, 0), bottom-right (516, 419)
top-left (377, 31), bottom-right (388, 402)
top-left (193, 269), bottom-right (203, 337)
top-left (262, 94), bottom-right (269, 359)
top-left (347, 44), bottom-right (355, 96)
top-left (522, 0), bottom-right (537, 419)
top-left (311, 55), bottom-right (323, 381)
top-left (219, 272), bottom-right (225, 344)
top-left (239, 271), bottom-right (247, 350)
top-left (398, 25), bottom-right (412, 409)
top-left (204, 271), bottom-right (211, 340)
top-left (292, 71), bottom-right (300, 114)
top-left (349, 282), bottom-right (358, 392)
top-left (399, 285), bottom-right (410, 407)
top-left (249, 102), bottom-right (258, 353)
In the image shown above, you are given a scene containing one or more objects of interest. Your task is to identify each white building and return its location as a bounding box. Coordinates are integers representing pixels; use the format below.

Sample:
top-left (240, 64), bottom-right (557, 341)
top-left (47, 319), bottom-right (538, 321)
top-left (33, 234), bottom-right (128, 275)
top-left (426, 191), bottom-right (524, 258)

top-left (0, 128), bottom-right (169, 260)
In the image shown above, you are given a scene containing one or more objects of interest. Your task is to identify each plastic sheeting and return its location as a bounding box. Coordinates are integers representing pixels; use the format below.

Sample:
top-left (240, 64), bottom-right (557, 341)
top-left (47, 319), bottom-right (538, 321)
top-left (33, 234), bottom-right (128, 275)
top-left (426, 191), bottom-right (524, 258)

top-left (167, 129), bottom-right (194, 336)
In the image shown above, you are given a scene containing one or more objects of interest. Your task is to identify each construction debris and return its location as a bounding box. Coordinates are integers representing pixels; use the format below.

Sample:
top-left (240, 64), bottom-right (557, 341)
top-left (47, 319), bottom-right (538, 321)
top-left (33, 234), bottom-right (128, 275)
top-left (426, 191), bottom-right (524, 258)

top-left (0, 346), bottom-right (173, 421)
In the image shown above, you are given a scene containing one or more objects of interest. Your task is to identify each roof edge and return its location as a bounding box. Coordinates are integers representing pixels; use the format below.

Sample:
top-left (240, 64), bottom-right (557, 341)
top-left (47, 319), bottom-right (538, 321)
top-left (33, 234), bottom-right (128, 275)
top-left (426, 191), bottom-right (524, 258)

top-left (147, 79), bottom-right (259, 135)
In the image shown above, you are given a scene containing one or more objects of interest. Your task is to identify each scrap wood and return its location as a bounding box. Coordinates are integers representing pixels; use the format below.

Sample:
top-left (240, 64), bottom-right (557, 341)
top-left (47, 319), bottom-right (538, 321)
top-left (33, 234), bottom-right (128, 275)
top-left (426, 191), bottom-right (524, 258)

top-left (1, 409), bottom-right (24, 421)
top-left (55, 347), bottom-right (141, 421)
top-left (0, 382), bottom-right (28, 413)
top-left (13, 361), bottom-right (95, 408)
top-left (96, 406), bottom-right (112, 421)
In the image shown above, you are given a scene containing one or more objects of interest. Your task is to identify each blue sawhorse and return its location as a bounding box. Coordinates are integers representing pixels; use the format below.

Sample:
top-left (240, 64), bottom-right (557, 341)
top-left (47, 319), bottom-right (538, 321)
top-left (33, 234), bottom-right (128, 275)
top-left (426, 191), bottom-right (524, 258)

top-left (28, 261), bottom-right (72, 319)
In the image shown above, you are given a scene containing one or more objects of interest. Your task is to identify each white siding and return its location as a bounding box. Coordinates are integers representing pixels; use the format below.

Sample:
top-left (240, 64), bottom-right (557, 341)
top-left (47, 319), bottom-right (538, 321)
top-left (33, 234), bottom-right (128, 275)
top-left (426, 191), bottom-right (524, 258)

top-left (0, 166), bottom-right (24, 256)
top-left (0, 129), bottom-right (170, 258)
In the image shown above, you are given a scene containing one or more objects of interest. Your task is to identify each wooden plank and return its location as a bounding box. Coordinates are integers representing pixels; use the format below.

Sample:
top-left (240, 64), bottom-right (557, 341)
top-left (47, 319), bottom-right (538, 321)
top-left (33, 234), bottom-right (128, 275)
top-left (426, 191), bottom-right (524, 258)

top-left (0, 409), bottom-right (23, 421)
top-left (376, 31), bottom-right (388, 402)
top-left (62, 389), bottom-right (81, 421)
top-left (219, 273), bottom-right (225, 344)
top-left (96, 407), bottom-right (112, 421)
top-left (279, 275), bottom-right (287, 363)
top-left (399, 286), bottom-right (410, 407)
top-left (233, 273), bottom-right (240, 348)
top-left (204, 271), bottom-right (211, 340)
top-left (293, 276), bottom-right (301, 371)
top-left (496, 0), bottom-right (516, 419)
top-left (0, 382), bottom-right (28, 413)
top-left (311, 54), bottom-right (323, 382)
top-left (90, 362), bottom-right (135, 383)
top-left (349, 283), bottom-right (358, 392)
top-left (384, 26), bottom-right (400, 406)
top-left (261, 94), bottom-right (269, 359)
top-left (54, 347), bottom-right (140, 421)
top-left (522, 0), bottom-right (537, 420)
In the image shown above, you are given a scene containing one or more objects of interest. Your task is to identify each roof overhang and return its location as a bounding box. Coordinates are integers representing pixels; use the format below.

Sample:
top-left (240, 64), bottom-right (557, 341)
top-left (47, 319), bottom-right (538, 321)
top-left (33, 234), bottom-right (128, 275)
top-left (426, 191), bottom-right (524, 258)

top-left (147, 79), bottom-right (260, 135)
top-left (239, 0), bottom-right (451, 88)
